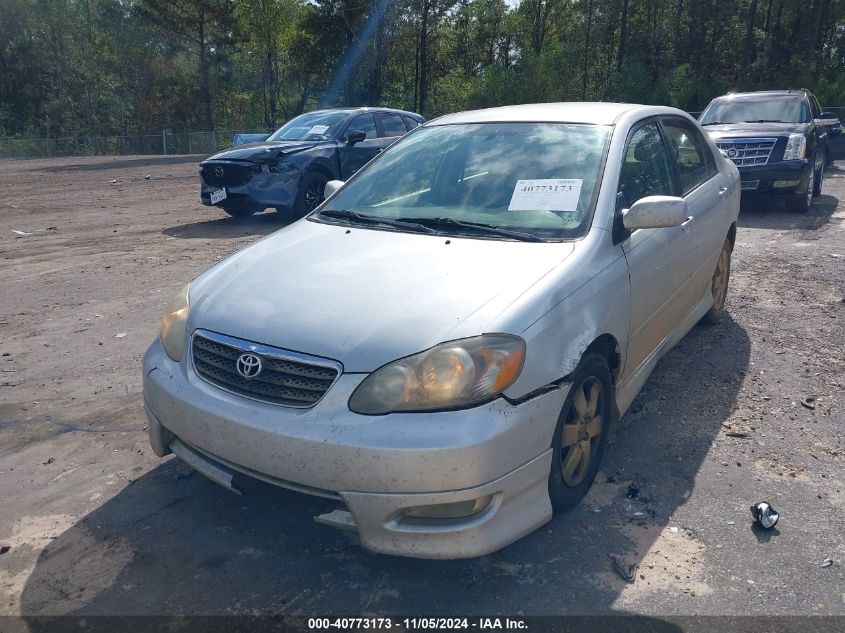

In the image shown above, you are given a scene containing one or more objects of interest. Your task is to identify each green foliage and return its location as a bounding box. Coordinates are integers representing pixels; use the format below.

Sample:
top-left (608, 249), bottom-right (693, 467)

top-left (0, 0), bottom-right (843, 139)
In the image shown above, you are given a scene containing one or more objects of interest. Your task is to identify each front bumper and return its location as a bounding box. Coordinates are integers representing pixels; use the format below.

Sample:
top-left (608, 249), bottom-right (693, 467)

top-left (736, 159), bottom-right (812, 197)
top-left (142, 339), bottom-right (566, 558)
top-left (200, 169), bottom-right (299, 208)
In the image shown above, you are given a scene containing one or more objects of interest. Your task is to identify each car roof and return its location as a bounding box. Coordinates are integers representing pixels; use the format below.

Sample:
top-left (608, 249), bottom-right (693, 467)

top-left (712, 90), bottom-right (809, 100)
top-left (310, 107), bottom-right (423, 119)
top-left (428, 102), bottom-right (683, 126)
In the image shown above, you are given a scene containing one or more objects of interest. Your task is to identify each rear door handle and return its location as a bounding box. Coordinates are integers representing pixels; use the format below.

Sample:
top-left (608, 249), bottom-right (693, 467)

top-left (681, 216), bottom-right (694, 233)
top-left (718, 186), bottom-right (728, 196)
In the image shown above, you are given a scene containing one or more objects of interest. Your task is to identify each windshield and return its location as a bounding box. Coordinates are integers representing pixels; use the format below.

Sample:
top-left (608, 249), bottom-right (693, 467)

top-left (699, 96), bottom-right (810, 125)
top-left (314, 123), bottom-right (611, 240)
top-left (268, 111), bottom-right (349, 141)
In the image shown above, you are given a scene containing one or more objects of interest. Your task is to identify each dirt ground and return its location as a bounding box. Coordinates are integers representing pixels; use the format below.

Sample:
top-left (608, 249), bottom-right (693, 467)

top-left (0, 153), bottom-right (843, 619)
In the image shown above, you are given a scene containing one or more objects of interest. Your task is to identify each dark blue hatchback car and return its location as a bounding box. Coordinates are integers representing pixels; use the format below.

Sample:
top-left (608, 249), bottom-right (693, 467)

top-left (200, 107), bottom-right (424, 218)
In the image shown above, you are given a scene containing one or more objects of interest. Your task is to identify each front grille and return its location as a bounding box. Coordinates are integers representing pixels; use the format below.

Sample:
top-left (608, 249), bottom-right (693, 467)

top-left (715, 138), bottom-right (777, 167)
top-left (192, 331), bottom-right (341, 407)
top-left (201, 162), bottom-right (259, 187)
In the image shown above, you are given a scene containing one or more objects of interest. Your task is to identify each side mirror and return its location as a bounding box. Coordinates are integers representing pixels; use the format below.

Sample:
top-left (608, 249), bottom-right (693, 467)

top-left (622, 196), bottom-right (688, 230)
top-left (346, 130), bottom-right (367, 146)
top-left (324, 180), bottom-right (345, 199)
top-left (816, 112), bottom-right (841, 127)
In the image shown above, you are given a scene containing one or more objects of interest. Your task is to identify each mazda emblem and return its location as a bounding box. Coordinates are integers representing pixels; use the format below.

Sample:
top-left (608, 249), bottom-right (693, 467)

top-left (236, 353), bottom-right (263, 379)
top-left (214, 167), bottom-right (225, 177)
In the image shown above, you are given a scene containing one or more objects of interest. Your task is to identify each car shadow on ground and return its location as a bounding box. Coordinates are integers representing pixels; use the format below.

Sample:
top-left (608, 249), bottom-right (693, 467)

top-left (19, 316), bottom-right (749, 618)
top-left (30, 155), bottom-right (206, 173)
top-left (738, 166), bottom-right (840, 231)
top-left (163, 210), bottom-right (298, 239)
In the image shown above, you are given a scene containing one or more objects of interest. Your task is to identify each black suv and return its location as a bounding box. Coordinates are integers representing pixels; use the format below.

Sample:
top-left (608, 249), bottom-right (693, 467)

top-left (200, 107), bottom-right (424, 218)
top-left (698, 89), bottom-right (838, 212)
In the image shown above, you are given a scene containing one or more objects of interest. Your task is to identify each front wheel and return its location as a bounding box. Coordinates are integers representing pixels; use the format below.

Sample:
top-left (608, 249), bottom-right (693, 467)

top-left (813, 162), bottom-right (824, 197)
top-left (548, 352), bottom-right (613, 511)
top-left (789, 170), bottom-right (814, 213)
top-left (701, 236), bottom-right (733, 325)
top-left (294, 171), bottom-right (328, 217)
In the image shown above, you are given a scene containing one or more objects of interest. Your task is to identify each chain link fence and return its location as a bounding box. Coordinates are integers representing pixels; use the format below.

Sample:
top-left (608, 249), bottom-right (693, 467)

top-left (0, 130), bottom-right (268, 160)
top-left (2, 107), bottom-right (843, 160)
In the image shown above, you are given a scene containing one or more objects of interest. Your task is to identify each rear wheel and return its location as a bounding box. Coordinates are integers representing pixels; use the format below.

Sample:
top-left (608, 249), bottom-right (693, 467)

top-left (701, 236), bottom-right (732, 325)
top-left (548, 353), bottom-right (613, 511)
top-left (221, 201), bottom-right (260, 218)
top-left (294, 171), bottom-right (328, 217)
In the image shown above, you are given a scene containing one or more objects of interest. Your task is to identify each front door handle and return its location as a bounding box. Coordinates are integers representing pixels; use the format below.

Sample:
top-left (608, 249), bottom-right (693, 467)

top-left (718, 186), bottom-right (728, 196)
top-left (681, 216), bottom-right (694, 233)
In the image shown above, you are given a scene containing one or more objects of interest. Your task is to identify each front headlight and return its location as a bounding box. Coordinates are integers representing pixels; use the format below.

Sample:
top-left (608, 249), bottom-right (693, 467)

top-left (268, 159), bottom-right (298, 174)
top-left (349, 335), bottom-right (525, 415)
top-left (159, 284), bottom-right (190, 361)
top-left (783, 134), bottom-right (807, 161)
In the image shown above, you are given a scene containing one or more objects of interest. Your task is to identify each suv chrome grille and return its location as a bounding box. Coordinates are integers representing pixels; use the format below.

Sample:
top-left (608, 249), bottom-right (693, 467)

top-left (715, 138), bottom-right (777, 167)
top-left (192, 331), bottom-right (341, 407)
top-left (201, 162), bottom-right (259, 187)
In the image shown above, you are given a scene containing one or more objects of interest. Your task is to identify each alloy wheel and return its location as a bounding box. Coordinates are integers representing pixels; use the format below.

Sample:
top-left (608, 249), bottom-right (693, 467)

top-left (304, 181), bottom-right (326, 212)
top-left (559, 377), bottom-right (605, 487)
top-left (711, 245), bottom-right (730, 311)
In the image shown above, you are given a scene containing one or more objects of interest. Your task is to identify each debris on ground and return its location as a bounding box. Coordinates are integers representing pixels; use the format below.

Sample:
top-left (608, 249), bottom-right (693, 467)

top-left (725, 431), bottom-right (750, 438)
top-left (0, 542), bottom-right (10, 555)
top-left (750, 501), bottom-right (780, 529)
top-left (115, 332), bottom-right (127, 338)
top-left (820, 558), bottom-right (834, 568)
top-left (11, 227), bottom-right (56, 237)
top-left (610, 555), bottom-right (636, 583)
top-left (144, 174), bottom-right (151, 180)
top-left (800, 397), bottom-right (816, 410)
top-left (43, 457), bottom-right (55, 465)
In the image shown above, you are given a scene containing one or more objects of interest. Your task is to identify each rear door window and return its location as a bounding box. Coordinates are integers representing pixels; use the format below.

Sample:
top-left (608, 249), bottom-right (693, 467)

top-left (403, 116), bottom-right (422, 131)
top-left (379, 113), bottom-right (409, 138)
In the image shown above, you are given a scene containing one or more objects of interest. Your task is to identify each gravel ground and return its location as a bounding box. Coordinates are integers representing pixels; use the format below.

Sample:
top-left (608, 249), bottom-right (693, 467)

top-left (0, 154), bottom-right (842, 618)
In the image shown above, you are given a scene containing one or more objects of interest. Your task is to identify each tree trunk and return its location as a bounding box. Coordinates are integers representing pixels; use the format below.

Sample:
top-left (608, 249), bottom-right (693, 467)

top-left (616, 0), bottom-right (629, 72)
top-left (581, 0), bottom-right (593, 99)
top-left (417, 0), bottom-right (430, 114)
top-left (198, 10), bottom-right (214, 131)
top-left (740, 0), bottom-right (759, 81)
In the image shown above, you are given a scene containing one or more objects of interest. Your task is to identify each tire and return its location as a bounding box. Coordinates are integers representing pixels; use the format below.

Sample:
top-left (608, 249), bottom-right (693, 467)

top-left (789, 169), bottom-right (814, 213)
top-left (548, 352), bottom-right (613, 512)
top-left (221, 201), bottom-right (260, 218)
top-left (813, 162), bottom-right (823, 197)
top-left (293, 171), bottom-right (328, 217)
top-left (701, 236), bottom-right (733, 325)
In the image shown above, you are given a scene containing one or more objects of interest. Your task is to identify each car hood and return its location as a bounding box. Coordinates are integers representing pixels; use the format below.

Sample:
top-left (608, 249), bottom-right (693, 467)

top-left (189, 220), bottom-right (576, 372)
top-left (703, 122), bottom-right (808, 140)
top-left (204, 140), bottom-right (332, 164)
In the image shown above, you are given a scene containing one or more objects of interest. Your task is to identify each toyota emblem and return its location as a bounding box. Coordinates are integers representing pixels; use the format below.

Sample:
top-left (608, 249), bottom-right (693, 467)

top-left (236, 353), bottom-right (263, 379)
top-left (214, 167), bottom-right (225, 177)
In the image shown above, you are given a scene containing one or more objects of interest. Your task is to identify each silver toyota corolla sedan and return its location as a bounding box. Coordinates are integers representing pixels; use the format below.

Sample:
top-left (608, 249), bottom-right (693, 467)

top-left (143, 102), bottom-right (740, 559)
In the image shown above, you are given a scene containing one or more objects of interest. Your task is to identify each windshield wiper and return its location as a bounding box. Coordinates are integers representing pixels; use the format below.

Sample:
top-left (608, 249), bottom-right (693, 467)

top-left (316, 209), bottom-right (439, 234)
top-left (701, 121), bottom-right (727, 126)
top-left (403, 217), bottom-right (545, 242)
top-left (743, 119), bottom-right (791, 123)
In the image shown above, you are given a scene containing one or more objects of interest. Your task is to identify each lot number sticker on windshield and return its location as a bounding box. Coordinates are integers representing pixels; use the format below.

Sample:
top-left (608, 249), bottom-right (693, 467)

top-left (308, 125), bottom-right (330, 135)
top-left (508, 179), bottom-right (582, 212)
